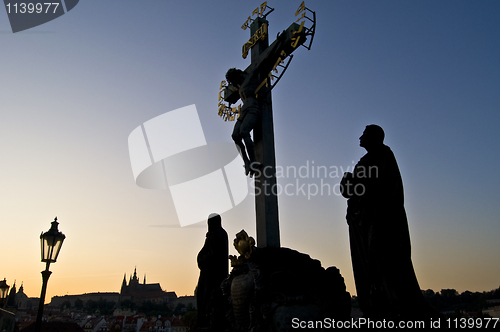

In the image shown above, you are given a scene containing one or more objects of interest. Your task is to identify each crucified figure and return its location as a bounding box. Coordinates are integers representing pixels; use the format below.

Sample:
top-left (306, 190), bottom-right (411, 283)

top-left (225, 27), bottom-right (290, 177)
top-left (226, 68), bottom-right (263, 177)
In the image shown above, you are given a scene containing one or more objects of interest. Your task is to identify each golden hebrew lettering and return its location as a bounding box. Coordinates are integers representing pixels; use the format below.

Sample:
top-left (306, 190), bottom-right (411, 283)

top-left (243, 1), bottom-right (268, 30)
top-left (268, 72), bottom-right (275, 84)
top-left (255, 49), bottom-right (289, 98)
top-left (218, 80), bottom-right (228, 116)
top-left (242, 43), bottom-right (251, 59)
top-left (296, 12), bottom-right (306, 22)
top-left (216, 99), bottom-right (240, 121)
top-left (242, 23), bottom-right (267, 59)
top-left (256, 77), bottom-right (268, 93)
top-left (254, 72), bottom-right (273, 98)
top-left (241, 16), bottom-right (251, 30)
top-left (272, 57), bottom-right (284, 73)
top-left (291, 35), bottom-right (301, 48)
top-left (291, 22), bottom-right (305, 49)
top-left (294, 20), bottom-right (305, 34)
top-left (219, 1), bottom-right (315, 123)
top-left (260, 2), bottom-right (267, 16)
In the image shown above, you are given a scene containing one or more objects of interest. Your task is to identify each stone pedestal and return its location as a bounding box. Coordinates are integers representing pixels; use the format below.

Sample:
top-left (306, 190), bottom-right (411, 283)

top-left (222, 247), bottom-right (351, 331)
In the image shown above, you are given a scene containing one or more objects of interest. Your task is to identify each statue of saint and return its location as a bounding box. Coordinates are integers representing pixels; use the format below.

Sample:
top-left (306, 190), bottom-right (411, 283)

top-left (340, 125), bottom-right (434, 319)
top-left (196, 213), bottom-right (229, 328)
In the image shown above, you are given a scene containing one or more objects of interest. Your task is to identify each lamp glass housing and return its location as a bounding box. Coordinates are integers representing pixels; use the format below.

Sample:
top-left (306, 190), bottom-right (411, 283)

top-left (40, 219), bottom-right (65, 263)
top-left (0, 279), bottom-right (9, 299)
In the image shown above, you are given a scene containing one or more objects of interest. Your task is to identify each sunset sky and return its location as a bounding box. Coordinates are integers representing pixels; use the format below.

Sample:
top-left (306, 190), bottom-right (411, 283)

top-left (1, 0), bottom-right (499, 303)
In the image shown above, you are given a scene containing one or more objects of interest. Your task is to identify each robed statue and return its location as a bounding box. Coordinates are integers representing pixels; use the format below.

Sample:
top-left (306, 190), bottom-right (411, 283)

top-left (340, 125), bottom-right (435, 319)
top-left (196, 213), bottom-right (229, 329)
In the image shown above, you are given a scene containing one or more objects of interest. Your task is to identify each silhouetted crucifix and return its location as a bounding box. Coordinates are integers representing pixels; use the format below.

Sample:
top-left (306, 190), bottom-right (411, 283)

top-left (218, 1), bottom-right (315, 248)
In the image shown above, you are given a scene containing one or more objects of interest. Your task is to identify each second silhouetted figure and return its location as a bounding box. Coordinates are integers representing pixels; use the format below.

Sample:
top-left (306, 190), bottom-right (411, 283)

top-left (340, 125), bottom-right (434, 319)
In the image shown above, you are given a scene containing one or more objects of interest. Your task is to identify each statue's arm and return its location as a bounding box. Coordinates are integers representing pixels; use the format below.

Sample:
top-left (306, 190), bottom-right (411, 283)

top-left (197, 241), bottom-right (213, 268)
top-left (254, 31), bottom-right (289, 75)
top-left (340, 172), bottom-right (354, 198)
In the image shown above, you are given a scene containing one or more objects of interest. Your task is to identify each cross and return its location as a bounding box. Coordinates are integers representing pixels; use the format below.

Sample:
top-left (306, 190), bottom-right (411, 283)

top-left (220, 2), bottom-right (315, 248)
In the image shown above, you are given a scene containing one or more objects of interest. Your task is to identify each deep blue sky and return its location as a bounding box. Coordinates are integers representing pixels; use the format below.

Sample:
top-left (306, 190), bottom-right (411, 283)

top-left (1, 0), bottom-right (499, 299)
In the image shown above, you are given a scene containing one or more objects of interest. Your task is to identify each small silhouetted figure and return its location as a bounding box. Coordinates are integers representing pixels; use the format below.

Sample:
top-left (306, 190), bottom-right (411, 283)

top-left (226, 68), bottom-right (262, 177)
top-left (196, 213), bottom-right (229, 329)
top-left (340, 125), bottom-right (433, 319)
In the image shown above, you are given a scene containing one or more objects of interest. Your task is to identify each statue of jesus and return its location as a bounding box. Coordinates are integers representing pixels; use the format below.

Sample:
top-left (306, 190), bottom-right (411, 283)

top-left (226, 68), bottom-right (263, 177)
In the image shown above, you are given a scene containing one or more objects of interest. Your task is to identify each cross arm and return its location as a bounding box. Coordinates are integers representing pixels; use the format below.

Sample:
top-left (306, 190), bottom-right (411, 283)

top-left (223, 22), bottom-right (307, 104)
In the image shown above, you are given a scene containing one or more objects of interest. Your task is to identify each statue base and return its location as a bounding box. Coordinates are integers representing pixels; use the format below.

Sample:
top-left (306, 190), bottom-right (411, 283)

top-left (221, 247), bottom-right (351, 331)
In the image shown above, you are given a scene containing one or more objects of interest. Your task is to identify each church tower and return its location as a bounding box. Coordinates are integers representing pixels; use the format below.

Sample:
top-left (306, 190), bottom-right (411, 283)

top-left (129, 267), bottom-right (139, 287)
top-left (6, 281), bottom-right (16, 308)
top-left (120, 274), bottom-right (127, 293)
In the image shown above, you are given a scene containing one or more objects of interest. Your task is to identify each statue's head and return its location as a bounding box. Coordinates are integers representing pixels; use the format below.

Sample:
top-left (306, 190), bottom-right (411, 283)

top-left (360, 124), bottom-right (385, 149)
top-left (233, 230), bottom-right (256, 258)
top-left (207, 213), bottom-right (221, 231)
top-left (225, 68), bottom-right (245, 86)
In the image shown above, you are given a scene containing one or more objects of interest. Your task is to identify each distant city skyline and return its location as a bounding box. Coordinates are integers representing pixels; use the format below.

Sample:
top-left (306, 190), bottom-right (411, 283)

top-left (4, 272), bottom-right (500, 302)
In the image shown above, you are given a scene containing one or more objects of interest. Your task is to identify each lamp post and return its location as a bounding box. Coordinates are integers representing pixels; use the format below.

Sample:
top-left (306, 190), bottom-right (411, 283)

top-left (0, 279), bottom-right (9, 308)
top-left (34, 217), bottom-right (65, 332)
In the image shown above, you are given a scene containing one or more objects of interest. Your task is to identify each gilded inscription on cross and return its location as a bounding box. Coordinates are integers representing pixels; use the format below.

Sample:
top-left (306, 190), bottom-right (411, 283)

top-left (217, 1), bottom-right (316, 248)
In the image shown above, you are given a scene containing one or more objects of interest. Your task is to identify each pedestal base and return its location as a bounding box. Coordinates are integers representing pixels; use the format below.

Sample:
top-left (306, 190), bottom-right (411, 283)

top-left (222, 247), bottom-right (351, 331)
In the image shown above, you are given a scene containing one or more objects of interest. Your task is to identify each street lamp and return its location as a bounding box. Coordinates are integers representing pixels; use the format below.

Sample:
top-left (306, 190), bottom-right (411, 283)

top-left (0, 278), bottom-right (9, 308)
top-left (35, 217), bottom-right (65, 332)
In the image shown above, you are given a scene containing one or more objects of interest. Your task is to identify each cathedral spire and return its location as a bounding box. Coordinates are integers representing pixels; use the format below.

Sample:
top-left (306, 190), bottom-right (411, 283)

top-left (6, 281), bottom-right (16, 307)
top-left (129, 267), bottom-right (139, 287)
top-left (121, 274), bottom-right (127, 289)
